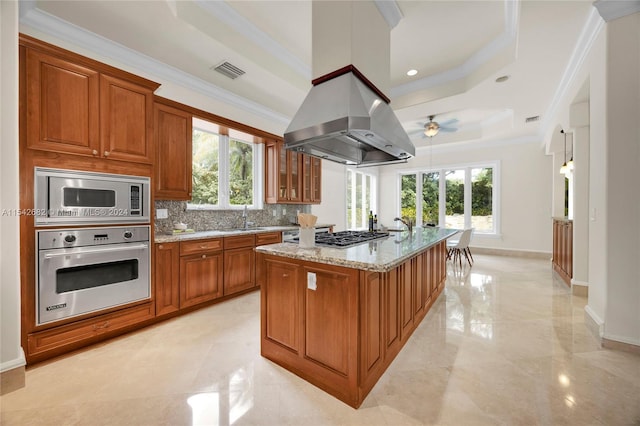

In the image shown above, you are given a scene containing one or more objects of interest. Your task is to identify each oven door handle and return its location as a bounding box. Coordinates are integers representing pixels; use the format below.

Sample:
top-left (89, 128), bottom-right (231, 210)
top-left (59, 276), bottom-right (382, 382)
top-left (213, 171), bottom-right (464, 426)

top-left (42, 243), bottom-right (149, 259)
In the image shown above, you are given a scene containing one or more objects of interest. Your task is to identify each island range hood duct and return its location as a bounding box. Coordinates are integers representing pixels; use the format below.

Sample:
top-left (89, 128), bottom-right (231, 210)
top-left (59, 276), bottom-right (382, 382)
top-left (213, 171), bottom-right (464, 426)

top-left (284, 68), bottom-right (415, 166)
top-left (283, 1), bottom-right (414, 167)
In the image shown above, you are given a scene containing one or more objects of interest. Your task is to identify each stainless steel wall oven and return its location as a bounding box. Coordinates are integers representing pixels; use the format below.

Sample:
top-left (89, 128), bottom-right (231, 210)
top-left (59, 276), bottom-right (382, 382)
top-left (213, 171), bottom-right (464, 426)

top-left (36, 225), bottom-right (150, 326)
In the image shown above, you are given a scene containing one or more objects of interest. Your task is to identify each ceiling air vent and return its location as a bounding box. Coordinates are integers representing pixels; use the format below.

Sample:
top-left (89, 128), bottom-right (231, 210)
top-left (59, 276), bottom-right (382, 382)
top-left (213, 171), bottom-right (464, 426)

top-left (212, 61), bottom-right (245, 80)
top-left (525, 115), bottom-right (540, 123)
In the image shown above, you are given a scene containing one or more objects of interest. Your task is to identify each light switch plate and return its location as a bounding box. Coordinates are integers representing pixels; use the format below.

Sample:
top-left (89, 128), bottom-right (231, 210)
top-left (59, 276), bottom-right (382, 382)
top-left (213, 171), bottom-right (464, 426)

top-left (156, 208), bottom-right (168, 219)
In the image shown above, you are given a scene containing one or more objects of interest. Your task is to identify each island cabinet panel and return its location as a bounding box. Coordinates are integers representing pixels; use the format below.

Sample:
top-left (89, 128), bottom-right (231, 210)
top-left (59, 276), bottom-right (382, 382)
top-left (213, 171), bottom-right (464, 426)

top-left (304, 265), bottom-right (357, 376)
top-left (384, 268), bottom-right (400, 354)
top-left (263, 259), bottom-right (301, 353)
top-left (359, 270), bottom-right (386, 393)
top-left (400, 260), bottom-right (414, 339)
top-left (223, 248), bottom-right (255, 295)
top-left (413, 254), bottom-right (425, 318)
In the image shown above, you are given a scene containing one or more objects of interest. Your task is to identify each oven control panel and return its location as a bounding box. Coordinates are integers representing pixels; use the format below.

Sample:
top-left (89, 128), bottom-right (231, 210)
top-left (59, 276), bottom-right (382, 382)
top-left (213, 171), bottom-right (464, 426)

top-left (38, 225), bottom-right (150, 249)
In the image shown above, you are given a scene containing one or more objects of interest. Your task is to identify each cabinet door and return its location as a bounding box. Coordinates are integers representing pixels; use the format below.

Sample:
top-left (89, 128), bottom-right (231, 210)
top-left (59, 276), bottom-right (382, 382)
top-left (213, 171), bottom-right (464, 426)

top-left (154, 102), bottom-right (193, 200)
top-left (288, 151), bottom-right (302, 203)
top-left (311, 156), bottom-right (322, 203)
top-left (400, 260), bottom-right (414, 340)
top-left (25, 48), bottom-right (100, 156)
top-left (100, 74), bottom-right (154, 163)
top-left (180, 252), bottom-right (224, 308)
top-left (224, 247), bottom-right (256, 295)
top-left (155, 242), bottom-right (180, 317)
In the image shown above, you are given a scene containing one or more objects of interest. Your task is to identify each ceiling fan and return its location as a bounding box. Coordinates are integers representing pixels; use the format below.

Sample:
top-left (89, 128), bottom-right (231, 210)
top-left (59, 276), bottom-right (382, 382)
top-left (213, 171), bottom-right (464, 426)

top-left (411, 115), bottom-right (459, 138)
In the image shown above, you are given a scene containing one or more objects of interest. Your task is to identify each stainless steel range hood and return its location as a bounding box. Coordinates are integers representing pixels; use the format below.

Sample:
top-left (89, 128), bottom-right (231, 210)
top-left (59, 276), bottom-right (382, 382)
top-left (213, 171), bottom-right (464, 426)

top-left (284, 72), bottom-right (415, 166)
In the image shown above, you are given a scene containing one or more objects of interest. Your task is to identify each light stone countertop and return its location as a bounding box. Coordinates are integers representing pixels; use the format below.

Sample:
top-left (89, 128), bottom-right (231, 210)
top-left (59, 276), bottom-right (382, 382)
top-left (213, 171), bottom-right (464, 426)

top-left (255, 227), bottom-right (460, 272)
top-left (154, 224), bottom-right (334, 243)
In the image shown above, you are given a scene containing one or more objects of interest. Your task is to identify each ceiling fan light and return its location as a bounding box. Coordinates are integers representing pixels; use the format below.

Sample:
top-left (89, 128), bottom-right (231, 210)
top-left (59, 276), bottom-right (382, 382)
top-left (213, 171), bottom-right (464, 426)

top-left (424, 122), bottom-right (439, 138)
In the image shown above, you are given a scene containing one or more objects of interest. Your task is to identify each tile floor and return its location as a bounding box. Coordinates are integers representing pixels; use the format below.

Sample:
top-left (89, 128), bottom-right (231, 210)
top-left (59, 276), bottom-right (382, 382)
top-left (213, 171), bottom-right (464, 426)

top-left (2, 255), bottom-right (640, 425)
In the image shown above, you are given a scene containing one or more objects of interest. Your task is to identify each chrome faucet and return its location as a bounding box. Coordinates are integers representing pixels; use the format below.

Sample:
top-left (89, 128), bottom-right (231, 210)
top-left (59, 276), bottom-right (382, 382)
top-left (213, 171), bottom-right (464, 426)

top-left (394, 217), bottom-right (413, 233)
top-left (242, 205), bottom-right (249, 229)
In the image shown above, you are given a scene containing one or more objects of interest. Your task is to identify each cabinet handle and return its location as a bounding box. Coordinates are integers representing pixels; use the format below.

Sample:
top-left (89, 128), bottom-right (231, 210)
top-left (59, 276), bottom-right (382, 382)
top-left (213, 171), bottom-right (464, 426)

top-left (158, 244), bottom-right (164, 250)
top-left (104, 151), bottom-right (110, 157)
top-left (92, 149), bottom-right (98, 156)
top-left (92, 321), bottom-right (110, 331)
top-left (282, 273), bottom-right (289, 278)
top-left (202, 254), bottom-right (206, 259)
top-left (200, 245), bottom-right (208, 249)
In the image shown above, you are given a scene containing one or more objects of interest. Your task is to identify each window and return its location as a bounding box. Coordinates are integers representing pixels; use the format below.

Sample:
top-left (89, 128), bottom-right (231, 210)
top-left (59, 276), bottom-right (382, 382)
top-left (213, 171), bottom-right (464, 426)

top-left (346, 169), bottom-right (377, 230)
top-left (398, 163), bottom-right (498, 234)
top-left (189, 117), bottom-right (263, 210)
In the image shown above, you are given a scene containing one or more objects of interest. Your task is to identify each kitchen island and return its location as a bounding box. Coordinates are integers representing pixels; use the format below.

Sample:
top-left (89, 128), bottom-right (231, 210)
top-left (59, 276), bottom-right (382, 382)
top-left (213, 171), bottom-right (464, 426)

top-left (255, 227), bottom-right (458, 408)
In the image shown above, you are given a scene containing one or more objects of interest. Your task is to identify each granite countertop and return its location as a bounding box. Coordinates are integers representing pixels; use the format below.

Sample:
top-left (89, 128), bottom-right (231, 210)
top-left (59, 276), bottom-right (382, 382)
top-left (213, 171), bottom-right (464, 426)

top-left (255, 227), bottom-right (460, 272)
top-left (155, 223), bottom-right (335, 243)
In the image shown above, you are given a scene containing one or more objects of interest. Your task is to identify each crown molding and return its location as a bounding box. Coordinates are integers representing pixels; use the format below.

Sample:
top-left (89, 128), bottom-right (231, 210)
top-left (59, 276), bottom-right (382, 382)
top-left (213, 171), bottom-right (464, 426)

top-left (539, 7), bottom-right (604, 144)
top-left (593, 0), bottom-right (640, 22)
top-left (18, 2), bottom-right (290, 127)
top-left (374, 0), bottom-right (404, 29)
top-left (390, 0), bottom-right (519, 98)
top-left (193, 0), bottom-right (310, 80)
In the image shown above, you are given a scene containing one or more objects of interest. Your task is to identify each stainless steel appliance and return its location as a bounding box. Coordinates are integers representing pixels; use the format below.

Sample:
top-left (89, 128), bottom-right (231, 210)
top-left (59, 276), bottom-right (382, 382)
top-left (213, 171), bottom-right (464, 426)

top-left (34, 167), bottom-right (150, 226)
top-left (289, 230), bottom-right (389, 248)
top-left (281, 226), bottom-right (332, 243)
top-left (36, 225), bottom-right (150, 325)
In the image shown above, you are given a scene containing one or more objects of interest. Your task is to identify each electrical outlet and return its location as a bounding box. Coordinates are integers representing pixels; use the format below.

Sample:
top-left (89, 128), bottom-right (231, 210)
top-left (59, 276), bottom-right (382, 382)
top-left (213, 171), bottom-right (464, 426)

top-left (156, 208), bottom-right (168, 219)
top-left (272, 209), bottom-right (277, 217)
top-left (307, 272), bottom-right (317, 291)
top-left (282, 208), bottom-right (287, 215)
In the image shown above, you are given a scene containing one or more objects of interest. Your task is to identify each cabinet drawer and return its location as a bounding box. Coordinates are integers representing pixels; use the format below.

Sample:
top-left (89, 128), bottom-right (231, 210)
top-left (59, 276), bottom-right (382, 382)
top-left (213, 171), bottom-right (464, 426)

top-left (27, 302), bottom-right (154, 357)
top-left (224, 234), bottom-right (256, 250)
top-left (180, 238), bottom-right (222, 255)
top-left (256, 232), bottom-right (282, 246)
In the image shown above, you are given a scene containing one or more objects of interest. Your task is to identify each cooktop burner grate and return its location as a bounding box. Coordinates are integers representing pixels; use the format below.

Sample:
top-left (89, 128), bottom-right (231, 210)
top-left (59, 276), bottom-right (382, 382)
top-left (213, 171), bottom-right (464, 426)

top-left (292, 230), bottom-right (390, 248)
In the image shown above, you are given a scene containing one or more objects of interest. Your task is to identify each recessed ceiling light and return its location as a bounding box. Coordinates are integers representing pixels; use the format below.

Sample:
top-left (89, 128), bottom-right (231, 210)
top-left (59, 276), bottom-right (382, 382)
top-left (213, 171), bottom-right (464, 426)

top-left (407, 69), bottom-right (418, 76)
top-left (495, 75), bottom-right (510, 83)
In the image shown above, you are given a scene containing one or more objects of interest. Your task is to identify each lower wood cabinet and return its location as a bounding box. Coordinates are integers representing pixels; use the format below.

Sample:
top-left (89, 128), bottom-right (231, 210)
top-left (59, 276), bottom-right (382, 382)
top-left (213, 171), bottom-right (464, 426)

top-left (223, 234), bottom-right (256, 296)
top-left (179, 238), bottom-right (224, 309)
top-left (155, 242), bottom-right (180, 316)
top-left (27, 302), bottom-right (155, 363)
top-left (552, 218), bottom-right (573, 286)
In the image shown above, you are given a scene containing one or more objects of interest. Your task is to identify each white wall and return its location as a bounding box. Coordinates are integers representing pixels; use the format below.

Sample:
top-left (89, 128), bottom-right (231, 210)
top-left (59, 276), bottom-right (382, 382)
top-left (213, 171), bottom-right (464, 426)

top-left (603, 12), bottom-right (640, 345)
top-left (377, 141), bottom-right (553, 253)
top-left (1, 0), bottom-right (26, 373)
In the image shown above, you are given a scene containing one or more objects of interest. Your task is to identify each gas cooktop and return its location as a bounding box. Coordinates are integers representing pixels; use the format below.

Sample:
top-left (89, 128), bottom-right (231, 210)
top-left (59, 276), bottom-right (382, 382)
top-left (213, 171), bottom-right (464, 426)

top-left (292, 230), bottom-right (390, 248)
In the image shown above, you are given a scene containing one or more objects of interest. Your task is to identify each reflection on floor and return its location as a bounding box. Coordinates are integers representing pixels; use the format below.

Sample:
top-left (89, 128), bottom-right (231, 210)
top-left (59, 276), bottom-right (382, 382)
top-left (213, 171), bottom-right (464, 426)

top-left (2, 255), bottom-right (640, 425)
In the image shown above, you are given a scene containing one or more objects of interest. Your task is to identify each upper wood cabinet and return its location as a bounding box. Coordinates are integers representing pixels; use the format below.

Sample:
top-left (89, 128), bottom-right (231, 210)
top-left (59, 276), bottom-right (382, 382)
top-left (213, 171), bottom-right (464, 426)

top-left (154, 101), bottom-right (193, 200)
top-left (22, 35), bottom-right (159, 164)
top-left (265, 139), bottom-right (321, 204)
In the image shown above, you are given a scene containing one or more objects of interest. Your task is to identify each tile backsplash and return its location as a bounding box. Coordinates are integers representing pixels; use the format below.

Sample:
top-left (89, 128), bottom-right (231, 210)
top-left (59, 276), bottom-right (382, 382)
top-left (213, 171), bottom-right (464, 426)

top-left (154, 201), bottom-right (311, 234)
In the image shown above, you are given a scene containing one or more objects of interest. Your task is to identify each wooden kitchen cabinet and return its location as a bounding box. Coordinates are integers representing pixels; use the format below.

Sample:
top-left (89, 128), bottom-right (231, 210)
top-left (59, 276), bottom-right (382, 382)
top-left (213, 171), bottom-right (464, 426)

top-left (22, 35), bottom-right (159, 164)
top-left (27, 302), bottom-right (155, 364)
top-left (154, 100), bottom-right (193, 200)
top-left (552, 218), bottom-right (573, 286)
top-left (265, 139), bottom-right (320, 204)
top-left (302, 155), bottom-right (322, 203)
top-left (155, 242), bottom-right (180, 317)
top-left (179, 238), bottom-right (224, 308)
top-left (223, 234), bottom-right (256, 295)
top-left (259, 239), bottom-right (447, 408)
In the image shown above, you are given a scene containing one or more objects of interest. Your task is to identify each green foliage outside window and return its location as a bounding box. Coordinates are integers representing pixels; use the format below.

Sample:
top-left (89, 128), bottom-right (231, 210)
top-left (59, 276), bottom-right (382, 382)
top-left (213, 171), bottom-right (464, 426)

top-left (229, 139), bottom-right (253, 205)
top-left (191, 129), bottom-right (219, 205)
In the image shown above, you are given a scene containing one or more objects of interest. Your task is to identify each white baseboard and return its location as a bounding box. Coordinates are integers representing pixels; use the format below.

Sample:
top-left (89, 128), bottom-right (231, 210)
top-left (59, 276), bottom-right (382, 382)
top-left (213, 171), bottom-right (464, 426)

top-left (584, 305), bottom-right (604, 341)
top-left (0, 348), bottom-right (26, 373)
top-left (470, 246), bottom-right (551, 260)
top-left (603, 333), bottom-right (640, 347)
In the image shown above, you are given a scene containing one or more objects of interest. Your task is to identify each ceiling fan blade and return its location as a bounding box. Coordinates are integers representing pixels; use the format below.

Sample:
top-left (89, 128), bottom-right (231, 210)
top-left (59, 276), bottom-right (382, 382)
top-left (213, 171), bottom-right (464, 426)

top-left (407, 129), bottom-right (425, 136)
top-left (438, 118), bottom-right (458, 127)
top-left (439, 127), bottom-right (458, 133)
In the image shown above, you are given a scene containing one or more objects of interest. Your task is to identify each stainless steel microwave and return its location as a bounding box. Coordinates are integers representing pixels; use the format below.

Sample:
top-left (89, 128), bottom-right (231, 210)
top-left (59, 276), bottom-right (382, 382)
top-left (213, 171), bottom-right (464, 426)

top-left (34, 167), bottom-right (150, 226)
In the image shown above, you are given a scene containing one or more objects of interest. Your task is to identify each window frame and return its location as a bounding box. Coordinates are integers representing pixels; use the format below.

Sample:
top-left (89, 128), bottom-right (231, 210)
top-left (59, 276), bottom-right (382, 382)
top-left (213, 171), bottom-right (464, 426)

top-left (346, 168), bottom-right (378, 230)
top-left (187, 118), bottom-right (264, 211)
top-left (397, 161), bottom-right (500, 236)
